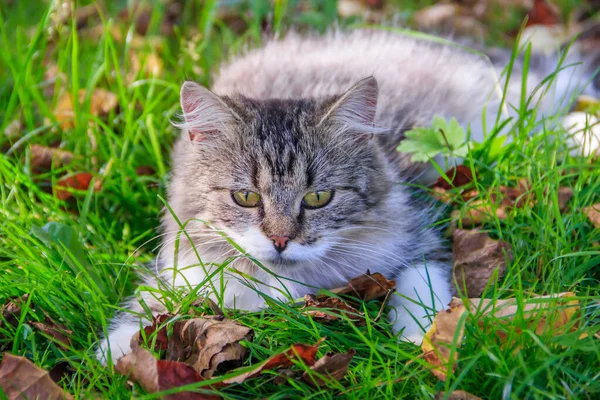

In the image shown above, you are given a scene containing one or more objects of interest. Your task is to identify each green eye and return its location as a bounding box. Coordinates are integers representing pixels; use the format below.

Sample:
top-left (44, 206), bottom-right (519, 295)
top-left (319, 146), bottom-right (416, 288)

top-left (302, 190), bottom-right (333, 209)
top-left (232, 191), bottom-right (261, 207)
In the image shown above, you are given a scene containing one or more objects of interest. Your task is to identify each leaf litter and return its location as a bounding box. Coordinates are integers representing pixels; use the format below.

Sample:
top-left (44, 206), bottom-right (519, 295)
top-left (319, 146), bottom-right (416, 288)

top-left (0, 353), bottom-right (73, 400)
top-left (422, 292), bottom-right (580, 381)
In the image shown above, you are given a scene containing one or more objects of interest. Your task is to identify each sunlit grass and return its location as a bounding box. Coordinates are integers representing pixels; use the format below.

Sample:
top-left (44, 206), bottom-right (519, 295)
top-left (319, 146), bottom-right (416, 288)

top-left (1, 1), bottom-right (599, 399)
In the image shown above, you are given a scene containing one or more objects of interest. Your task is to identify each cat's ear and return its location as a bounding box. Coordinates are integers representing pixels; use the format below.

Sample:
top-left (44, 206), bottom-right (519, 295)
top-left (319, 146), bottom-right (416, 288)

top-left (178, 81), bottom-right (238, 142)
top-left (319, 76), bottom-right (379, 132)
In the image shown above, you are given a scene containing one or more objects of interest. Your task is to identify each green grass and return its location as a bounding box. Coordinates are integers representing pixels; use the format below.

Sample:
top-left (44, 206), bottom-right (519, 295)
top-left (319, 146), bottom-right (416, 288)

top-left (1, 1), bottom-right (599, 399)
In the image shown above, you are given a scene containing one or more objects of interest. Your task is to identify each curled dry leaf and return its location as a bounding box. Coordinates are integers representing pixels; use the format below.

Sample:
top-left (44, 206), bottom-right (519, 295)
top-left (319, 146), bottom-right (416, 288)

top-left (221, 340), bottom-right (323, 385)
top-left (30, 145), bottom-right (73, 173)
top-left (583, 203), bottom-right (600, 228)
top-left (31, 315), bottom-right (72, 349)
top-left (0, 353), bottom-right (73, 400)
top-left (322, 271), bottom-right (396, 302)
top-left (3, 118), bottom-right (22, 140)
top-left (453, 182), bottom-right (532, 226)
top-left (116, 344), bottom-right (218, 400)
top-left (141, 314), bottom-right (170, 351)
top-left (432, 165), bottom-right (474, 190)
top-left (303, 295), bottom-right (364, 325)
top-left (54, 89), bottom-right (118, 130)
top-left (422, 293), bottom-right (579, 381)
top-left (1, 294), bottom-right (29, 329)
top-left (525, 0), bottom-right (560, 27)
top-left (452, 229), bottom-right (512, 297)
top-left (301, 349), bottom-right (355, 388)
top-left (55, 172), bottom-right (100, 201)
top-left (167, 316), bottom-right (254, 379)
top-left (435, 390), bottom-right (483, 400)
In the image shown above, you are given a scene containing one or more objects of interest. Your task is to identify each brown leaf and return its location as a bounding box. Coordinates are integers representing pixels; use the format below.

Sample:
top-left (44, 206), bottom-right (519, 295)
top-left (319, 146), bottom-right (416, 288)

top-left (116, 345), bottom-right (219, 400)
top-left (0, 353), bottom-right (73, 400)
top-left (422, 293), bottom-right (579, 381)
top-left (55, 172), bottom-right (97, 201)
top-left (127, 51), bottom-right (164, 83)
top-left (413, 4), bottom-right (487, 39)
top-left (3, 118), bottom-right (22, 140)
top-left (323, 272), bottom-right (396, 302)
top-left (583, 203), bottom-right (600, 228)
top-left (1, 294), bottom-right (29, 329)
top-left (302, 295), bottom-right (364, 324)
top-left (54, 89), bottom-right (117, 130)
top-left (435, 390), bottom-right (483, 400)
top-left (221, 340), bottom-right (323, 385)
top-left (135, 166), bottom-right (156, 176)
top-left (556, 187), bottom-right (574, 212)
top-left (140, 314), bottom-right (170, 351)
top-left (526, 0), bottom-right (560, 26)
top-left (30, 145), bottom-right (73, 173)
top-left (31, 317), bottom-right (72, 349)
top-left (167, 317), bottom-right (254, 379)
top-left (432, 165), bottom-right (474, 190)
top-left (452, 229), bottom-right (511, 297)
top-left (118, 0), bottom-right (182, 36)
top-left (454, 183), bottom-right (532, 226)
top-left (301, 349), bottom-right (355, 388)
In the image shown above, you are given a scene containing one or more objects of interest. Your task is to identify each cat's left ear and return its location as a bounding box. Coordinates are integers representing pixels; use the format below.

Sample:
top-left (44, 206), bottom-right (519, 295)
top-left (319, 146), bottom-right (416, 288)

top-left (178, 81), bottom-right (239, 142)
top-left (318, 76), bottom-right (379, 134)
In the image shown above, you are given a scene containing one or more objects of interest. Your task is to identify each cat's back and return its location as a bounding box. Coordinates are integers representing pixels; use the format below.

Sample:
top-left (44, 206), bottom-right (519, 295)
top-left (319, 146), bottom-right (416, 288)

top-left (212, 29), bottom-right (501, 140)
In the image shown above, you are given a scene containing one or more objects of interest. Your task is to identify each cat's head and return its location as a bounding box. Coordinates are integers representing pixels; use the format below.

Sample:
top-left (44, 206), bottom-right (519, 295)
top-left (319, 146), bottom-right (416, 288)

top-left (168, 77), bottom-right (393, 266)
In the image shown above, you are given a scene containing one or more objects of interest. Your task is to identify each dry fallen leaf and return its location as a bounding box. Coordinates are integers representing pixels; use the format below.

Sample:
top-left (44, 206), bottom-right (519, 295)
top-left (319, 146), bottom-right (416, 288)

top-left (116, 344), bottom-right (218, 400)
top-left (322, 271), bottom-right (396, 302)
top-left (525, 0), bottom-right (560, 26)
top-left (140, 314), bottom-right (170, 351)
top-left (30, 145), bottom-right (73, 173)
top-left (1, 294), bottom-right (29, 330)
top-left (453, 182), bottom-right (532, 226)
top-left (127, 51), bottom-right (164, 83)
top-left (435, 390), bottom-right (483, 400)
top-left (135, 166), bottom-right (156, 176)
top-left (301, 349), bottom-right (355, 388)
top-left (583, 203), bottom-right (600, 228)
top-left (452, 229), bottom-right (511, 297)
top-left (31, 315), bottom-right (72, 349)
top-left (413, 4), bottom-right (487, 39)
top-left (221, 340), bottom-right (323, 385)
top-left (167, 317), bottom-right (254, 379)
top-left (303, 295), bottom-right (364, 325)
top-left (55, 172), bottom-right (99, 201)
top-left (432, 165), bottom-right (474, 190)
top-left (3, 118), bottom-right (22, 140)
top-left (556, 187), bottom-right (574, 212)
top-left (422, 293), bottom-right (579, 381)
top-left (54, 89), bottom-right (118, 130)
top-left (0, 353), bottom-right (73, 400)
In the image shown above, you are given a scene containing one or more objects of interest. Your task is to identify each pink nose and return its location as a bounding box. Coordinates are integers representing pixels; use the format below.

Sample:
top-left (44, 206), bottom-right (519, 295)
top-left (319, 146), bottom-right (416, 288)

top-left (269, 235), bottom-right (290, 252)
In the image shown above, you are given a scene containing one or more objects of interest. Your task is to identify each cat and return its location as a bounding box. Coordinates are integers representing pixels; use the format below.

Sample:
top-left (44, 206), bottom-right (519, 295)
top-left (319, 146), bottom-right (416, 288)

top-left (97, 29), bottom-right (598, 364)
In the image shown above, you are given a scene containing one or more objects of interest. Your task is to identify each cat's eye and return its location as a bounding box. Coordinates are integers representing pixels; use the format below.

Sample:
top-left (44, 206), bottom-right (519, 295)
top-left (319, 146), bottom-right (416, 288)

top-left (232, 191), bottom-right (262, 207)
top-left (302, 190), bottom-right (333, 209)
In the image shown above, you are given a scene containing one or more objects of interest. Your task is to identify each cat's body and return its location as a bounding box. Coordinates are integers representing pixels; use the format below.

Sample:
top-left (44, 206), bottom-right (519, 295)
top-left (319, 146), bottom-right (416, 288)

top-left (97, 29), bottom-right (596, 364)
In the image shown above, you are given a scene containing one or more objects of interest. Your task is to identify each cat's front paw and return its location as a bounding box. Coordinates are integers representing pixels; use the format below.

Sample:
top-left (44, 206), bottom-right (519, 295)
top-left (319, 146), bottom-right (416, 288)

top-left (96, 323), bottom-right (140, 366)
top-left (391, 310), bottom-right (427, 345)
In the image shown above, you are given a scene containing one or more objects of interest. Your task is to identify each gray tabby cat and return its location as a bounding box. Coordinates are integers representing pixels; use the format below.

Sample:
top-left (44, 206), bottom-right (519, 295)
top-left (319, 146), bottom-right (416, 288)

top-left (97, 29), bottom-right (596, 364)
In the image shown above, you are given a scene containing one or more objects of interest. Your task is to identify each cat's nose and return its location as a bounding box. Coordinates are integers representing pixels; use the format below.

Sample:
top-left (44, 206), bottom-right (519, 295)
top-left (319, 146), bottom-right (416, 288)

top-left (269, 235), bottom-right (290, 253)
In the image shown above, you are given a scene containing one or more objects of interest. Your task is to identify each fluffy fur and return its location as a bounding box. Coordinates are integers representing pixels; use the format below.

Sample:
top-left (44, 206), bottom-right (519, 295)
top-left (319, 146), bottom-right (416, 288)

top-left (97, 29), bottom-right (597, 364)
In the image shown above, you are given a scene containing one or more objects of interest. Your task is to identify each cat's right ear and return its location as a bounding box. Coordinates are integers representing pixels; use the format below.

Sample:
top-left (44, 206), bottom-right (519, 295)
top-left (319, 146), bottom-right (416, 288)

top-left (178, 81), bottom-right (237, 142)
